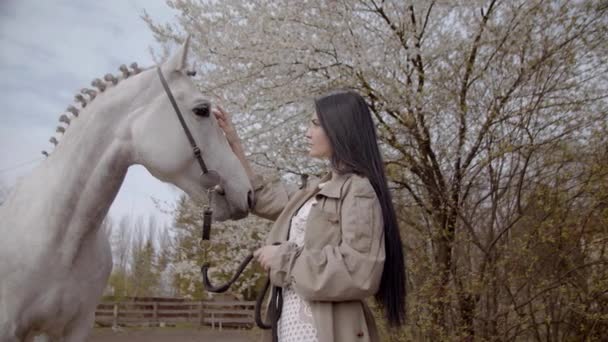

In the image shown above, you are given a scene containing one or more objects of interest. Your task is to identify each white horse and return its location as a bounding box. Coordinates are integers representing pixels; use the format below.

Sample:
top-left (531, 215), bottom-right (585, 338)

top-left (0, 37), bottom-right (252, 341)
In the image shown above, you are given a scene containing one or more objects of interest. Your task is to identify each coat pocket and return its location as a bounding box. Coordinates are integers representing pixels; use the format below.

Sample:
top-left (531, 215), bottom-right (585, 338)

top-left (304, 206), bottom-right (341, 250)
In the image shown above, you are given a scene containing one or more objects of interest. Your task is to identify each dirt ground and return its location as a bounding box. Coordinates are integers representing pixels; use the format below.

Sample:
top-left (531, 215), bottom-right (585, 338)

top-left (88, 327), bottom-right (258, 342)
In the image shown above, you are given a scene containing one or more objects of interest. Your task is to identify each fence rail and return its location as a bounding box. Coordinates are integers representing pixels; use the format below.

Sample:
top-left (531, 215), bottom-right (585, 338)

top-left (95, 298), bottom-right (257, 330)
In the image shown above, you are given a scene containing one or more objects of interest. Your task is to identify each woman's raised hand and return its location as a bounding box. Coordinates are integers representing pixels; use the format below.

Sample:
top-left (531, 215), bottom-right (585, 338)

top-left (213, 105), bottom-right (255, 180)
top-left (213, 105), bottom-right (241, 148)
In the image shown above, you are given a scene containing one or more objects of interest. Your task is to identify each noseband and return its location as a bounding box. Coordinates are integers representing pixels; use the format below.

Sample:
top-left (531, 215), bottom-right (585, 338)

top-left (157, 67), bottom-right (277, 333)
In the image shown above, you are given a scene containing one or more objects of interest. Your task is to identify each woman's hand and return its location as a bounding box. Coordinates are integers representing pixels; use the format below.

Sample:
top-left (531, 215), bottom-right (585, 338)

top-left (254, 245), bottom-right (280, 271)
top-left (212, 105), bottom-right (241, 148)
top-left (212, 105), bottom-right (255, 180)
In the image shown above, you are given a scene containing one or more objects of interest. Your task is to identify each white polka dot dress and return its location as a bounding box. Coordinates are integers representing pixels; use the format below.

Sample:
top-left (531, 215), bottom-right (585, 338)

top-left (277, 184), bottom-right (326, 342)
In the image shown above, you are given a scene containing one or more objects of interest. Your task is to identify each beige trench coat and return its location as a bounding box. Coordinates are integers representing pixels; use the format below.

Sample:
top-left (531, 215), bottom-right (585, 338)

top-left (251, 171), bottom-right (385, 342)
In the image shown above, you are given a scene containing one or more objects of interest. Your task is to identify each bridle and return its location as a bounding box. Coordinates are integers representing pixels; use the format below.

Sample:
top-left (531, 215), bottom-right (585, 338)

top-left (156, 67), bottom-right (220, 185)
top-left (157, 67), bottom-right (280, 335)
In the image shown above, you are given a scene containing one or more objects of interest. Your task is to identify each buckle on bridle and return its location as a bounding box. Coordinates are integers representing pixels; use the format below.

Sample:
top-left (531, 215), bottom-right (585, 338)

top-left (193, 146), bottom-right (201, 158)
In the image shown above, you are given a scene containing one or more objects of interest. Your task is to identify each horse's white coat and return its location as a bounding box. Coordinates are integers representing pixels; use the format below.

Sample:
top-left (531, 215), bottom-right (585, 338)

top-left (0, 37), bottom-right (252, 341)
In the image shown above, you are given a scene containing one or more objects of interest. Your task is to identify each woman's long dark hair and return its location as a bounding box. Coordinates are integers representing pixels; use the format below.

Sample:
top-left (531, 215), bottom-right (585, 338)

top-left (315, 90), bottom-right (406, 326)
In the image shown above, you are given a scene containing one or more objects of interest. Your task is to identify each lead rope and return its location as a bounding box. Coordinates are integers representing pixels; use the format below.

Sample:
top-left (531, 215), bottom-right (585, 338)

top-left (199, 188), bottom-right (279, 332)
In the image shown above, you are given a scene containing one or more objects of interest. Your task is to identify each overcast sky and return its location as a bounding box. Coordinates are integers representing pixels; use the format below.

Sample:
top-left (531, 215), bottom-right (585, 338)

top-left (0, 0), bottom-right (182, 226)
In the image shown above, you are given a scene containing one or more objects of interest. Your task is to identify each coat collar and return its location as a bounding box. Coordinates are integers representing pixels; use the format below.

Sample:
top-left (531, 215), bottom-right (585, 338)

top-left (316, 171), bottom-right (352, 199)
top-left (267, 170), bottom-right (354, 244)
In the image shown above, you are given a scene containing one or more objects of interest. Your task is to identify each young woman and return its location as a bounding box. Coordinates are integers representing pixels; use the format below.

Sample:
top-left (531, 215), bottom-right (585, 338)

top-left (213, 90), bottom-right (406, 342)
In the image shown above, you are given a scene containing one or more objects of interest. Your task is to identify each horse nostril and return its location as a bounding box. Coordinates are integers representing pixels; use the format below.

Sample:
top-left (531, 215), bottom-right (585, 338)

top-left (247, 190), bottom-right (254, 209)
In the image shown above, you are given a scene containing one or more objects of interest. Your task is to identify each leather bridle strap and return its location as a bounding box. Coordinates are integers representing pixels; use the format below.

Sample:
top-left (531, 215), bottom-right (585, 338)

top-left (156, 67), bottom-right (209, 174)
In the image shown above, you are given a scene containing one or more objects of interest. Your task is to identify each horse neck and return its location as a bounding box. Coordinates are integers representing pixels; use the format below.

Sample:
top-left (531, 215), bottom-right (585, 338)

top-left (25, 77), bottom-right (146, 259)
top-left (48, 108), bottom-right (129, 225)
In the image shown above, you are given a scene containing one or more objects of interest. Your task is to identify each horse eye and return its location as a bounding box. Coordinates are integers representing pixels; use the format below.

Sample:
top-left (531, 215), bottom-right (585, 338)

top-left (186, 70), bottom-right (197, 77)
top-left (193, 103), bottom-right (210, 117)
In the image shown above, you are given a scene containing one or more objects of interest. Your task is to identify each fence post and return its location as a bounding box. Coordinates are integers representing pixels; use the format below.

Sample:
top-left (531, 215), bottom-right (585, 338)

top-left (153, 302), bottom-right (158, 326)
top-left (112, 303), bottom-right (119, 328)
top-left (199, 301), bottom-right (204, 327)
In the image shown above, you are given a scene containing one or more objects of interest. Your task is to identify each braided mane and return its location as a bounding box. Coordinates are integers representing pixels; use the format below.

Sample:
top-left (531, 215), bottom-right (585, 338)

top-left (41, 62), bottom-right (144, 157)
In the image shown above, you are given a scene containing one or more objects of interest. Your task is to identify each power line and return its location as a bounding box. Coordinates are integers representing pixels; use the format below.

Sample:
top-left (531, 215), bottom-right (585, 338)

top-left (0, 158), bottom-right (43, 174)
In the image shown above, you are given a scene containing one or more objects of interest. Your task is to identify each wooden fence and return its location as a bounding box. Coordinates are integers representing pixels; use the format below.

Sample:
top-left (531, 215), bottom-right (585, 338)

top-left (95, 297), bottom-right (256, 330)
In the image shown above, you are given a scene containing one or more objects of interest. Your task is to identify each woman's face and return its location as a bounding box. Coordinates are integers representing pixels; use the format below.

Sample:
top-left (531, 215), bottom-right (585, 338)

top-left (305, 112), bottom-right (332, 159)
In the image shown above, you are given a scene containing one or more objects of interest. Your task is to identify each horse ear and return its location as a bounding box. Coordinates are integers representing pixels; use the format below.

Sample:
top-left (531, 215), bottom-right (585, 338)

top-left (165, 35), bottom-right (191, 71)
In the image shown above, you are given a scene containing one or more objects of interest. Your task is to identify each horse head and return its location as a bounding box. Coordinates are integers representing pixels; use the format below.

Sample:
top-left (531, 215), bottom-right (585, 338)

top-left (129, 37), bottom-right (252, 220)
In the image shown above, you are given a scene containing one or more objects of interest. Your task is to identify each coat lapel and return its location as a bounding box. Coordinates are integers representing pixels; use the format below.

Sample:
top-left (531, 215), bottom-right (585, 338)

top-left (266, 171), bottom-right (354, 243)
top-left (265, 173), bottom-right (329, 243)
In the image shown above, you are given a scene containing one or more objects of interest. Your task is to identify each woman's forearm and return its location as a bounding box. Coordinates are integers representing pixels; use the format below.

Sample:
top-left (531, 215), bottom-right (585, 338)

top-left (212, 105), bottom-right (257, 182)
top-left (230, 141), bottom-right (256, 181)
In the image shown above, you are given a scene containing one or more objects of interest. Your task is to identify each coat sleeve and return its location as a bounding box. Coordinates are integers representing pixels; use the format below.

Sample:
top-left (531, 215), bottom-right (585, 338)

top-left (250, 174), bottom-right (294, 221)
top-left (268, 178), bottom-right (386, 302)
